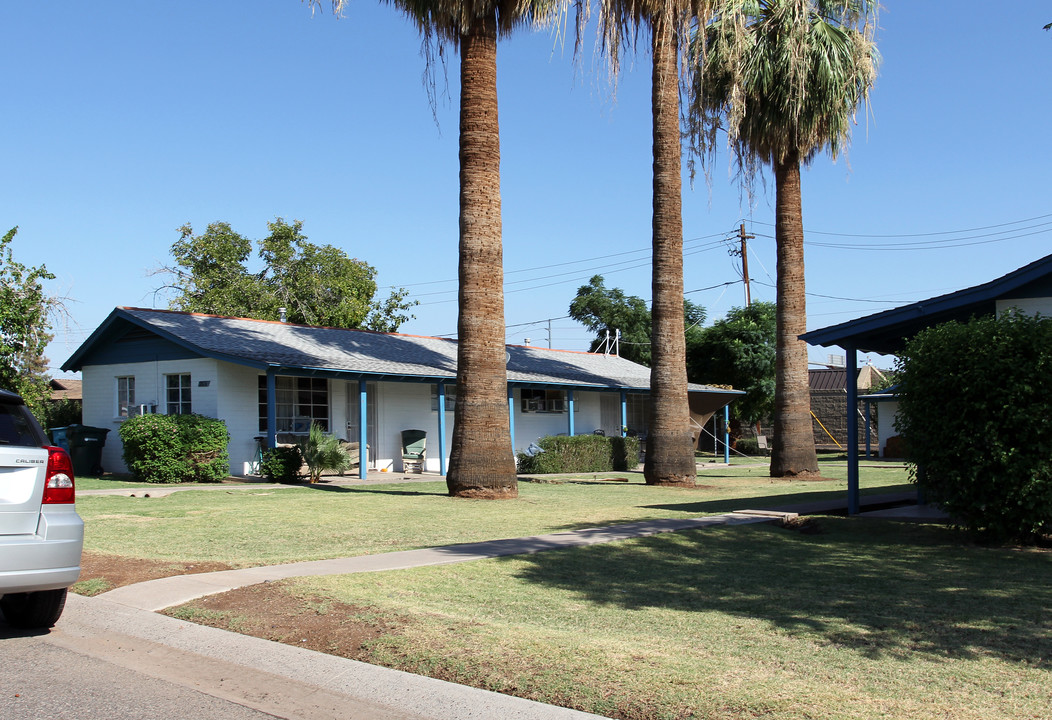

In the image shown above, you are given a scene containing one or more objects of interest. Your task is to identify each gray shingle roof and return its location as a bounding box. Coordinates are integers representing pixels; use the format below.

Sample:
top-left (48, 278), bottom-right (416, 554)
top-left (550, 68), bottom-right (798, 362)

top-left (69, 308), bottom-right (736, 395)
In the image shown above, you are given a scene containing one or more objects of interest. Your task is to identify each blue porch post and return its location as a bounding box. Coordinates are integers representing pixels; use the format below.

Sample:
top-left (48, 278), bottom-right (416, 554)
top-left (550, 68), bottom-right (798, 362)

top-left (864, 401), bottom-right (872, 459)
top-left (438, 381), bottom-right (448, 476)
top-left (846, 343), bottom-right (860, 515)
top-left (358, 379), bottom-right (368, 480)
top-left (508, 385), bottom-right (516, 453)
top-left (266, 368), bottom-right (277, 450)
top-left (620, 390), bottom-right (627, 436)
top-left (723, 404), bottom-right (730, 464)
top-left (567, 389), bottom-right (575, 436)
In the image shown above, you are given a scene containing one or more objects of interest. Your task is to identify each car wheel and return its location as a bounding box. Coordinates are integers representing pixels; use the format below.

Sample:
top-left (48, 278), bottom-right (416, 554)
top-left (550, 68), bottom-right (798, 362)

top-left (0, 588), bottom-right (68, 629)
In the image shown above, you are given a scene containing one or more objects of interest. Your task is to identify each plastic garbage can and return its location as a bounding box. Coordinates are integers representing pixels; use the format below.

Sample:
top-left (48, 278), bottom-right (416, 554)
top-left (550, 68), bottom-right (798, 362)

top-left (48, 426), bottom-right (70, 452)
top-left (66, 425), bottom-right (111, 477)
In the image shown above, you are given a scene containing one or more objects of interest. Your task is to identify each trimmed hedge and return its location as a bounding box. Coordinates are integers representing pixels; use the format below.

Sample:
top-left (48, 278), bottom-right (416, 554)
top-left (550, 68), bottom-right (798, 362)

top-left (118, 413), bottom-right (230, 484)
top-left (896, 312), bottom-right (1052, 544)
top-left (517, 434), bottom-right (640, 474)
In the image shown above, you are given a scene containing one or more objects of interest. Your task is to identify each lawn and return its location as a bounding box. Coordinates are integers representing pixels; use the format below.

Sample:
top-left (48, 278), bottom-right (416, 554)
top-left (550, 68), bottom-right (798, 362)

top-left (273, 518), bottom-right (1050, 720)
top-left (76, 463), bottom-right (910, 566)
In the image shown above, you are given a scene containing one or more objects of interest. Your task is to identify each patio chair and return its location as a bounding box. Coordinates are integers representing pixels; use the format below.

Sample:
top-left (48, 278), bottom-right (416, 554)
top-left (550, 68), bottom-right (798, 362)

top-left (401, 429), bottom-right (427, 474)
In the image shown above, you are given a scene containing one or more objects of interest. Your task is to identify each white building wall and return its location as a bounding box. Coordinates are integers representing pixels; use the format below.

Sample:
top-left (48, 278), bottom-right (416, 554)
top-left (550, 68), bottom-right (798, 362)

top-left (79, 357), bottom-right (221, 475)
top-left (875, 400), bottom-right (901, 457)
top-left (996, 297), bottom-right (1052, 317)
top-left (511, 389), bottom-right (605, 454)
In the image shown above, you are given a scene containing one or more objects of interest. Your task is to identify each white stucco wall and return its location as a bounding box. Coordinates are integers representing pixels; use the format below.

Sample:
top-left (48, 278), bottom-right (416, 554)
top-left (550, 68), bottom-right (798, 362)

top-left (80, 357), bottom-right (222, 475)
top-left (875, 400), bottom-right (901, 457)
top-left (996, 297), bottom-right (1052, 317)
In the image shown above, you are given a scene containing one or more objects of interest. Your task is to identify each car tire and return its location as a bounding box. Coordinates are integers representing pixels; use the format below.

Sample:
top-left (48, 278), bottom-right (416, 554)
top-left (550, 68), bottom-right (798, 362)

top-left (0, 588), bottom-right (68, 629)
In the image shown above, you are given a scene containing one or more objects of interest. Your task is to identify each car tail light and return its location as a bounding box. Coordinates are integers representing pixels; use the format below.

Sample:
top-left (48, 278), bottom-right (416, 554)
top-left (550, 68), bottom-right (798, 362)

top-left (43, 446), bottom-right (76, 504)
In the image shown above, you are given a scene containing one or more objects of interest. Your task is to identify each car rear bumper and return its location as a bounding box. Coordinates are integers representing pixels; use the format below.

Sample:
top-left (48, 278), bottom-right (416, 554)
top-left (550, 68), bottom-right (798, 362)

top-left (0, 506), bottom-right (83, 594)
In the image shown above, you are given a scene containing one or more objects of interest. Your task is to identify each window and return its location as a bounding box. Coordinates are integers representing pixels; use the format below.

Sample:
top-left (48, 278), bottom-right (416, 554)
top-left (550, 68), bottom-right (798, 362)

top-left (258, 376), bottom-right (329, 433)
top-left (520, 388), bottom-right (566, 413)
top-left (430, 384), bottom-right (457, 412)
top-left (117, 376), bottom-right (135, 417)
top-left (166, 374), bottom-right (192, 415)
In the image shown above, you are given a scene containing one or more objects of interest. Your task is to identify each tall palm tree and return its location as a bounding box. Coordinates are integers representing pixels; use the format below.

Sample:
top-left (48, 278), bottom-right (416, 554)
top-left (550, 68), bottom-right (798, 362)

top-left (596, 0), bottom-right (711, 487)
top-left (690, 0), bottom-right (878, 476)
top-left (320, 0), bottom-right (561, 498)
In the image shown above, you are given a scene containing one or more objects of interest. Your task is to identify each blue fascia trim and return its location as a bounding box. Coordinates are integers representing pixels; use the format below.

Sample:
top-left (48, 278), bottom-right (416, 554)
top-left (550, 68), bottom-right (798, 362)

top-left (801, 253), bottom-right (1052, 348)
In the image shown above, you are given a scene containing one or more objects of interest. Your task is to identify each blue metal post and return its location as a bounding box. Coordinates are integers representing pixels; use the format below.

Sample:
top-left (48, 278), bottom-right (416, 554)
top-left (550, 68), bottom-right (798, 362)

top-left (864, 402), bottom-right (872, 459)
top-left (266, 368), bottom-right (277, 450)
top-left (567, 389), bottom-right (575, 436)
top-left (437, 382), bottom-right (448, 476)
top-left (723, 404), bottom-right (730, 464)
top-left (358, 379), bottom-right (368, 480)
top-left (846, 344), bottom-right (860, 515)
top-left (620, 390), bottom-right (627, 436)
top-left (508, 385), bottom-right (516, 452)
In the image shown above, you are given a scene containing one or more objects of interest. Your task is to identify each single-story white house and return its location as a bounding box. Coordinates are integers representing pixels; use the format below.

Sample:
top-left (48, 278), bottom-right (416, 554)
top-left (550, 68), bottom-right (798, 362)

top-left (62, 307), bottom-right (742, 478)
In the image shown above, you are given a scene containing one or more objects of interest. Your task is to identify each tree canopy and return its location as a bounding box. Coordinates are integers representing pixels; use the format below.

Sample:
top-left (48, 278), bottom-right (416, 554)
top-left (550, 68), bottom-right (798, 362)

top-left (687, 301), bottom-right (776, 425)
top-left (163, 219), bottom-right (415, 331)
top-left (0, 227), bottom-right (56, 415)
top-left (568, 275), bottom-right (705, 367)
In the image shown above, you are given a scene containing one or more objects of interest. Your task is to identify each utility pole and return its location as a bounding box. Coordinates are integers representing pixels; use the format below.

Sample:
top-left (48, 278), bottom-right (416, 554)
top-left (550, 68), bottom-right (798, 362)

top-left (739, 222), bottom-right (754, 307)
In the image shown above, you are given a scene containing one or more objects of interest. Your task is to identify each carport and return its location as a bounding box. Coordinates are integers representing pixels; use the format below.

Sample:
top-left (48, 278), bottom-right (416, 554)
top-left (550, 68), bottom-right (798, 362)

top-left (800, 253), bottom-right (1052, 514)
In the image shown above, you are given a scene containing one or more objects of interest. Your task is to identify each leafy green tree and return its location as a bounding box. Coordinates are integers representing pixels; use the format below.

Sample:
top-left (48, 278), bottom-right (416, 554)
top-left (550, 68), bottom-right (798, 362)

top-left (164, 219), bottom-right (416, 331)
top-left (896, 312), bottom-right (1052, 544)
top-left (569, 275), bottom-right (706, 367)
top-left (687, 302), bottom-right (776, 425)
top-left (689, 0), bottom-right (879, 477)
top-left (570, 276), bottom-right (654, 365)
top-left (0, 227), bottom-right (56, 416)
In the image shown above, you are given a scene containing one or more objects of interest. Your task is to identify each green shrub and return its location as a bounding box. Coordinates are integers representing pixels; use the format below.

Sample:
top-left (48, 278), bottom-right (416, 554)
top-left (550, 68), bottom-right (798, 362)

top-left (896, 312), bottom-right (1052, 544)
top-left (40, 399), bottom-right (82, 432)
top-left (517, 435), bottom-right (640, 474)
top-left (119, 413), bottom-right (230, 484)
top-left (259, 445), bottom-right (303, 484)
top-left (734, 437), bottom-right (760, 456)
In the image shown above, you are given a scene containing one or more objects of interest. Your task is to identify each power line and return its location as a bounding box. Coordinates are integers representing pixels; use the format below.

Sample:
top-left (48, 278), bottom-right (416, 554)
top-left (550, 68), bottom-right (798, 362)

top-left (749, 211), bottom-right (1052, 239)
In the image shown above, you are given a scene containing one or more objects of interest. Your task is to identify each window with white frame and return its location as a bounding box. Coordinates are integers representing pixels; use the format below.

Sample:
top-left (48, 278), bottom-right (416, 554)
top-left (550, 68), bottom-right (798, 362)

top-left (430, 384), bottom-right (457, 411)
top-left (116, 376), bottom-right (135, 417)
top-left (520, 388), bottom-right (567, 413)
top-left (258, 376), bottom-right (329, 433)
top-left (166, 374), bottom-right (192, 415)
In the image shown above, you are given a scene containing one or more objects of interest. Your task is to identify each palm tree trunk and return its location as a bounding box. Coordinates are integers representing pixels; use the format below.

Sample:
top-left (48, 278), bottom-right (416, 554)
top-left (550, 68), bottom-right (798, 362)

top-left (644, 14), bottom-right (696, 488)
top-left (446, 12), bottom-right (517, 499)
top-left (770, 152), bottom-right (819, 477)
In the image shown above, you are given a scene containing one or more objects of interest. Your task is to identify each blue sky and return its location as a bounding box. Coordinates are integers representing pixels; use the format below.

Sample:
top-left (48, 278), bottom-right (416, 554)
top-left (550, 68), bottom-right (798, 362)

top-left (3, 2), bottom-right (1050, 376)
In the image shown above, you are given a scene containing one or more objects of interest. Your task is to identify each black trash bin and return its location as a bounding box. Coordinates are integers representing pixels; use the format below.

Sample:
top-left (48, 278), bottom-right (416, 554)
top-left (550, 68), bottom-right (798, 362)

top-left (66, 425), bottom-right (111, 477)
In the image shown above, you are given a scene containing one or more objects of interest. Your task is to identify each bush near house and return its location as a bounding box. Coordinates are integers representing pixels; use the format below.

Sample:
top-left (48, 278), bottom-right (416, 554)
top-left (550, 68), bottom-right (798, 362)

top-left (896, 311), bottom-right (1052, 544)
top-left (259, 445), bottom-right (304, 484)
top-left (517, 434), bottom-right (640, 474)
top-left (119, 413), bottom-right (230, 484)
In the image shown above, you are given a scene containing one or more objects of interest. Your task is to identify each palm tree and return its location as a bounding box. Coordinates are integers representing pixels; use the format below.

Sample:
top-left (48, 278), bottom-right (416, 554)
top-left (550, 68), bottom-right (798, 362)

top-left (596, 0), bottom-right (712, 487)
top-left (320, 0), bottom-right (562, 498)
top-left (690, 0), bottom-right (878, 476)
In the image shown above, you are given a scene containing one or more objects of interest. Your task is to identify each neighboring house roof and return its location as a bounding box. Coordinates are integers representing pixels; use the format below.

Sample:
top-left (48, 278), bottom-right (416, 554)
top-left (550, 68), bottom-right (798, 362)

top-left (48, 378), bottom-right (83, 401)
top-left (800, 253), bottom-right (1052, 354)
top-left (808, 366), bottom-right (883, 392)
top-left (62, 307), bottom-right (740, 395)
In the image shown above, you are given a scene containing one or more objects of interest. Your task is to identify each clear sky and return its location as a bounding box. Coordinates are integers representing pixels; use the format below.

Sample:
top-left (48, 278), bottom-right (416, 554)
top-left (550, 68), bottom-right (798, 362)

top-left (3, 2), bottom-right (1050, 377)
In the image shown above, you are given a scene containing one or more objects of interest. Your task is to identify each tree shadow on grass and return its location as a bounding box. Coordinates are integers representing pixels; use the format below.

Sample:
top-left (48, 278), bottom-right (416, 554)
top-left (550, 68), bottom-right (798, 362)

top-left (508, 518), bottom-right (1052, 667)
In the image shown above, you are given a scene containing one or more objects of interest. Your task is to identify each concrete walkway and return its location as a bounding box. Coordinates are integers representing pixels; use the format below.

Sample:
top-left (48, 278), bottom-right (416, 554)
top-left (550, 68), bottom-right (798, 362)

top-left (98, 511), bottom-right (788, 612)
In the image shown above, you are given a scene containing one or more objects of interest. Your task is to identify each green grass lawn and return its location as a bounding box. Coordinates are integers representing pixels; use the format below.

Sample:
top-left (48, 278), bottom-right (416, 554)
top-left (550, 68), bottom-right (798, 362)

top-left (76, 464), bottom-right (910, 566)
top-left (279, 518), bottom-right (1050, 720)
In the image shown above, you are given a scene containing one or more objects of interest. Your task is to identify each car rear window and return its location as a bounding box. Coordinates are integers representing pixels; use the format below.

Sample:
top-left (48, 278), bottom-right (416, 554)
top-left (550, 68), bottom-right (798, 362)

top-left (0, 401), bottom-right (48, 447)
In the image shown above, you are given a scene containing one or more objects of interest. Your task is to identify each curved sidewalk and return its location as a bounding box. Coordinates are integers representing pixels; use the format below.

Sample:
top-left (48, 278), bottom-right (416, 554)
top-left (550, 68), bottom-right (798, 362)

top-left (98, 511), bottom-right (787, 612)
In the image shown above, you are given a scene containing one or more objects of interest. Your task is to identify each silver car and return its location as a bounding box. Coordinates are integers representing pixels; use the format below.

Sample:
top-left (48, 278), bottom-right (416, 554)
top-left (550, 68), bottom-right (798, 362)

top-left (0, 388), bottom-right (83, 628)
